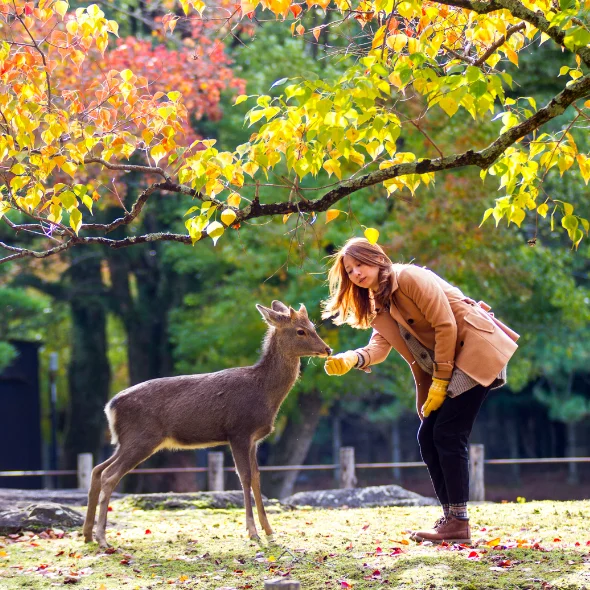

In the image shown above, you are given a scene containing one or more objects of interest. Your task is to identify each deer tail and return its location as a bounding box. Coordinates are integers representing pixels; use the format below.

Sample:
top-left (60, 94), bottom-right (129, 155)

top-left (105, 399), bottom-right (119, 446)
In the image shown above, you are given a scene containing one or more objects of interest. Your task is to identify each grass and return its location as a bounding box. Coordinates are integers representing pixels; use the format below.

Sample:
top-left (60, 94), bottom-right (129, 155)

top-left (1, 499), bottom-right (589, 589)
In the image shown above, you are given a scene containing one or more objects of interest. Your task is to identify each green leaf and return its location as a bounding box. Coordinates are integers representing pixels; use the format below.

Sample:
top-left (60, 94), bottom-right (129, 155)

top-left (271, 78), bottom-right (288, 88)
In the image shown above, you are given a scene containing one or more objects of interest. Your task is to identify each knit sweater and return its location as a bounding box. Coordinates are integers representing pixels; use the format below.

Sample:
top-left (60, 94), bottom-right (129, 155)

top-left (397, 324), bottom-right (507, 397)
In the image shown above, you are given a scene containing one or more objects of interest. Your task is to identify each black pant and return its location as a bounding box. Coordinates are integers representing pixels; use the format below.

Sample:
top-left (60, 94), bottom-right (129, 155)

top-left (417, 384), bottom-right (490, 506)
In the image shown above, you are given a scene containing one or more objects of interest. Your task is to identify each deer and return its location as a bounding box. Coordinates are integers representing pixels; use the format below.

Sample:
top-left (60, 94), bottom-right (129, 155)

top-left (83, 301), bottom-right (332, 547)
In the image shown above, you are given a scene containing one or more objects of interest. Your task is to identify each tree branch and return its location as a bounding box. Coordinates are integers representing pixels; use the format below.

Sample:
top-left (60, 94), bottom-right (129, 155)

top-left (473, 22), bottom-right (526, 66)
top-left (3, 73), bottom-right (589, 263)
top-left (436, 0), bottom-right (590, 67)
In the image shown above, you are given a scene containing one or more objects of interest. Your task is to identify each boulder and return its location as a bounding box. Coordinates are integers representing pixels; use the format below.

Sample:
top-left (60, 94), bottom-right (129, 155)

top-left (0, 502), bottom-right (84, 534)
top-left (281, 484), bottom-right (438, 508)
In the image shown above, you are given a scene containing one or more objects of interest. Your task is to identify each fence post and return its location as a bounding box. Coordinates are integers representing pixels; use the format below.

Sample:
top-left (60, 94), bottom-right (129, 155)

top-left (77, 453), bottom-right (93, 492)
top-left (469, 444), bottom-right (485, 502)
top-left (339, 446), bottom-right (356, 489)
top-left (264, 579), bottom-right (301, 589)
top-left (208, 452), bottom-right (225, 491)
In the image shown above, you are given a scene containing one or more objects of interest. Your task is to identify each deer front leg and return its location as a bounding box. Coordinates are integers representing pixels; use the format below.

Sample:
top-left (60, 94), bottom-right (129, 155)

top-left (84, 452), bottom-right (119, 543)
top-left (230, 438), bottom-right (258, 539)
top-left (250, 444), bottom-right (273, 536)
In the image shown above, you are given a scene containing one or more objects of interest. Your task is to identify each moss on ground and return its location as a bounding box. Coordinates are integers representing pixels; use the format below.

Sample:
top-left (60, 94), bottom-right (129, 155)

top-left (0, 499), bottom-right (589, 589)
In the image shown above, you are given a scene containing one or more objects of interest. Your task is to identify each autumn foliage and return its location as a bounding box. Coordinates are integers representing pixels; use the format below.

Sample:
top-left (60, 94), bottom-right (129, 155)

top-left (1, 0), bottom-right (589, 262)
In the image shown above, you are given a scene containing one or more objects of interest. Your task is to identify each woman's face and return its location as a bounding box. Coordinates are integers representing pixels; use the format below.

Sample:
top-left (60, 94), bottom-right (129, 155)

top-left (342, 254), bottom-right (380, 291)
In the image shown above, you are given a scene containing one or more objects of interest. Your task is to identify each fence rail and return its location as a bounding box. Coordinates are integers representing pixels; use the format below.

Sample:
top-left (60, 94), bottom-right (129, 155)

top-left (1, 447), bottom-right (589, 500)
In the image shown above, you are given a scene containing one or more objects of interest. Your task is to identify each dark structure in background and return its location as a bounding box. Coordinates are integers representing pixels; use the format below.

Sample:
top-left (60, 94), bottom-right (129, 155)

top-left (0, 341), bottom-right (42, 488)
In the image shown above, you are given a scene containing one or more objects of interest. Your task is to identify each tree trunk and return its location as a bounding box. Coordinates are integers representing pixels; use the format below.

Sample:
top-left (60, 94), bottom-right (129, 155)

top-left (264, 389), bottom-right (325, 500)
top-left (64, 251), bottom-right (111, 470)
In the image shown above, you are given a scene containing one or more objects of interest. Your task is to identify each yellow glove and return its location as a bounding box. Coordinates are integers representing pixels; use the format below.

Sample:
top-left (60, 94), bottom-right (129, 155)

top-left (324, 351), bottom-right (358, 376)
top-left (421, 378), bottom-right (449, 417)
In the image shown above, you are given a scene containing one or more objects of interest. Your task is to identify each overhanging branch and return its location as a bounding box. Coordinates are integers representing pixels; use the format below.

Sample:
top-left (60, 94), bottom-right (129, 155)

top-left (2, 73), bottom-right (589, 263)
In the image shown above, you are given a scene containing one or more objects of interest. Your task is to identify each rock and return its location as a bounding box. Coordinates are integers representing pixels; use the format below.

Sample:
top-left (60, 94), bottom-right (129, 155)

top-left (121, 491), bottom-right (282, 511)
top-left (281, 484), bottom-right (438, 509)
top-left (0, 488), bottom-right (124, 509)
top-left (0, 502), bottom-right (84, 534)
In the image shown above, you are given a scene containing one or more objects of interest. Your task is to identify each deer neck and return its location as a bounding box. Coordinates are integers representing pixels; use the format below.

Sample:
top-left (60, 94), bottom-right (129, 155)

top-left (254, 329), bottom-right (301, 409)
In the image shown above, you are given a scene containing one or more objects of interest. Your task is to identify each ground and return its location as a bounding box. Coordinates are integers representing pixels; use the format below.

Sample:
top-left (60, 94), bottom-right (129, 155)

top-left (0, 499), bottom-right (589, 589)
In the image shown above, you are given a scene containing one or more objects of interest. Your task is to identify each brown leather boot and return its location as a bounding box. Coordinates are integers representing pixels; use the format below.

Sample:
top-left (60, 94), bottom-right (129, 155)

top-left (409, 515), bottom-right (447, 541)
top-left (412, 515), bottom-right (471, 544)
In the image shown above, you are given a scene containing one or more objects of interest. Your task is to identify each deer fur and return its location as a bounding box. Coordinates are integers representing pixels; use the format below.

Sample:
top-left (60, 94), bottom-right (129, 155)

top-left (83, 301), bottom-right (331, 547)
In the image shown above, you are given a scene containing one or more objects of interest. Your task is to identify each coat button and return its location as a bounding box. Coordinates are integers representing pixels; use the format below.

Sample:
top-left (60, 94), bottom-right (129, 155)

top-left (420, 353), bottom-right (427, 359)
top-left (404, 334), bottom-right (411, 340)
top-left (460, 341), bottom-right (464, 347)
top-left (407, 318), bottom-right (414, 324)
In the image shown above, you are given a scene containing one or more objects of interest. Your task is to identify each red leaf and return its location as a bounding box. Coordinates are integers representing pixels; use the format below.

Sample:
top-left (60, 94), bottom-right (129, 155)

top-left (340, 582), bottom-right (352, 588)
top-left (145, 529), bottom-right (152, 535)
top-left (289, 4), bottom-right (302, 17)
top-left (467, 551), bottom-right (480, 560)
top-left (553, 538), bottom-right (561, 542)
top-left (24, 4), bottom-right (33, 15)
top-left (107, 506), bottom-right (113, 512)
top-left (362, 524), bottom-right (370, 530)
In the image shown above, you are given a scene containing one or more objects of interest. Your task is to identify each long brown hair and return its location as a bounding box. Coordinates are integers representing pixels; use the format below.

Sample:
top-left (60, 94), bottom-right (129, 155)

top-left (321, 237), bottom-right (394, 329)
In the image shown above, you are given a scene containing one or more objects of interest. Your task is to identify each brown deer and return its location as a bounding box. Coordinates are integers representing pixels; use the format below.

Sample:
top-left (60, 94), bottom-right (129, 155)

top-left (83, 301), bottom-right (332, 547)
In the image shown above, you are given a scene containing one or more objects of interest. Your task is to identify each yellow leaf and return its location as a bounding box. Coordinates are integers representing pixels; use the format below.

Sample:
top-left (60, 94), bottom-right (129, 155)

top-left (313, 27), bottom-right (321, 41)
top-left (268, 555), bottom-right (276, 562)
top-left (54, 0), bottom-right (68, 18)
top-left (70, 208), bottom-right (82, 235)
top-left (537, 203), bottom-right (549, 218)
top-left (179, 575), bottom-right (189, 582)
top-left (505, 46), bottom-right (518, 66)
top-left (386, 34), bottom-right (407, 52)
top-left (227, 192), bottom-right (241, 207)
top-left (61, 162), bottom-right (77, 178)
top-left (220, 209), bottom-right (237, 226)
top-left (577, 154), bottom-right (590, 184)
top-left (438, 96), bottom-right (459, 117)
top-left (207, 221), bottom-right (224, 245)
top-left (325, 209), bottom-right (341, 224)
top-left (283, 213), bottom-right (292, 223)
top-left (150, 144), bottom-right (167, 166)
top-left (486, 537), bottom-right (501, 547)
top-left (364, 227), bottom-right (379, 244)
top-left (120, 69), bottom-right (134, 82)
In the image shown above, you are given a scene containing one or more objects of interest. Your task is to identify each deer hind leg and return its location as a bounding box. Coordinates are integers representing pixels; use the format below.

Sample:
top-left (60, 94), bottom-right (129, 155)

top-left (230, 437), bottom-right (258, 539)
top-left (83, 450), bottom-right (120, 543)
top-left (95, 441), bottom-right (158, 548)
top-left (249, 444), bottom-right (273, 536)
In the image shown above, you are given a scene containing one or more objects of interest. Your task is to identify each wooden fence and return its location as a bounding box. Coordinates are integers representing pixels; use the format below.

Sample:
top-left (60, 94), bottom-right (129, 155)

top-left (1, 445), bottom-right (589, 501)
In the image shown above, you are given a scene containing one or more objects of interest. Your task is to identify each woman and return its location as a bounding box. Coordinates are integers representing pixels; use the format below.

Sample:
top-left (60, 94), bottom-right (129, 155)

top-left (322, 237), bottom-right (519, 544)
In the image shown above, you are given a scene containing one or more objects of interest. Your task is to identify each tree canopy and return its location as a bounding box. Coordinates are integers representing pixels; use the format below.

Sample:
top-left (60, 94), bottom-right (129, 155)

top-left (1, 0), bottom-right (589, 263)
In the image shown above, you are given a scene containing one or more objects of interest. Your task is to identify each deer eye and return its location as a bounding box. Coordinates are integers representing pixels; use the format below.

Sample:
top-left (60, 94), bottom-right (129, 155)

top-left (296, 329), bottom-right (306, 336)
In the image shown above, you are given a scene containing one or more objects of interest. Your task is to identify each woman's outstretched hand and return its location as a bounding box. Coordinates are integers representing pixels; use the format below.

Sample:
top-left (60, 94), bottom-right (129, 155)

top-left (324, 351), bottom-right (358, 376)
top-left (421, 378), bottom-right (449, 417)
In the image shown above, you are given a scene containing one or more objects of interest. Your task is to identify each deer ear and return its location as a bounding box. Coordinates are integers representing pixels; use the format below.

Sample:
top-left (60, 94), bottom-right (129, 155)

top-left (271, 300), bottom-right (289, 313)
top-left (289, 306), bottom-right (298, 321)
top-left (257, 304), bottom-right (287, 327)
top-left (298, 303), bottom-right (308, 318)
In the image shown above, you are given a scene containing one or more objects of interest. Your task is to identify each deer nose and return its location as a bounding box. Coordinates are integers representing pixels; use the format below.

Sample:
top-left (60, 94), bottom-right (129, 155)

top-left (325, 346), bottom-right (332, 355)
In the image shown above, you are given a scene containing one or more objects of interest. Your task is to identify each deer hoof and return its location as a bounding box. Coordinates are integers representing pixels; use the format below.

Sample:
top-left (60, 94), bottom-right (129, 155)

top-left (83, 533), bottom-right (93, 544)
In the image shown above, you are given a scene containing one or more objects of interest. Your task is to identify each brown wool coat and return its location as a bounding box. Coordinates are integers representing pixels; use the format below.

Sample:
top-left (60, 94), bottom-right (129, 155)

top-left (355, 264), bottom-right (520, 412)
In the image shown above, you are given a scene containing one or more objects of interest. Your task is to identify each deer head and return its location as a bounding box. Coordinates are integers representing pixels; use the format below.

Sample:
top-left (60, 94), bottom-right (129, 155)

top-left (256, 301), bottom-right (331, 358)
